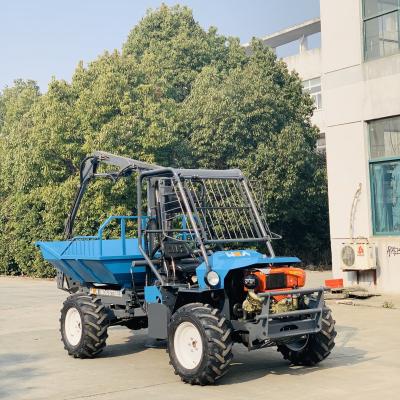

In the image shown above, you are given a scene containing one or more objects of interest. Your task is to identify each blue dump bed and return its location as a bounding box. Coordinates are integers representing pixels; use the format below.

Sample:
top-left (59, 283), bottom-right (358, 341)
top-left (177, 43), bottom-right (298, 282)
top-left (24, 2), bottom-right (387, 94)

top-left (36, 216), bottom-right (147, 288)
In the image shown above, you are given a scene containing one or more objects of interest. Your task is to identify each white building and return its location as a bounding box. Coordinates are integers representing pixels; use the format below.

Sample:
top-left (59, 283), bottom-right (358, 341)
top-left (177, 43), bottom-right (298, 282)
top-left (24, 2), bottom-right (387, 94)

top-left (247, 0), bottom-right (400, 293)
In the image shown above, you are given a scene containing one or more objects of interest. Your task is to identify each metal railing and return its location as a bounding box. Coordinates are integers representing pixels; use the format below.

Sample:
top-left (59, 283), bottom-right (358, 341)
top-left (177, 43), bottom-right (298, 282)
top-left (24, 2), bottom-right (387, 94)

top-left (60, 216), bottom-right (148, 257)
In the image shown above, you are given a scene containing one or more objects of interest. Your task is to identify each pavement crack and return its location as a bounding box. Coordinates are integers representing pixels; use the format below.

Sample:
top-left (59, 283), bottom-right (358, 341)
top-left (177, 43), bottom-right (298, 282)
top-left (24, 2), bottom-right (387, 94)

top-left (62, 380), bottom-right (178, 400)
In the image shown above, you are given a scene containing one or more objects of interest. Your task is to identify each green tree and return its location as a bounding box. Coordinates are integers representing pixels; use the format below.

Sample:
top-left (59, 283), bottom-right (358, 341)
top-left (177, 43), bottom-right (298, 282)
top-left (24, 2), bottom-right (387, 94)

top-left (180, 42), bottom-right (329, 262)
top-left (0, 5), bottom-right (329, 277)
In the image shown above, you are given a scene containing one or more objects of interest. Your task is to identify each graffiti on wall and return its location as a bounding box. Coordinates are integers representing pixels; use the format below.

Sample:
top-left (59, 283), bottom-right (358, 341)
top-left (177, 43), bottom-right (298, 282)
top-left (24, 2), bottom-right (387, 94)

top-left (387, 246), bottom-right (400, 257)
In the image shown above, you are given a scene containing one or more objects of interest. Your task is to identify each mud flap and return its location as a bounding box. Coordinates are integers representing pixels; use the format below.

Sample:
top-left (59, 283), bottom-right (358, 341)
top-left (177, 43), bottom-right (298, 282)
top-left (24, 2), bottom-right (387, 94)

top-left (148, 303), bottom-right (171, 339)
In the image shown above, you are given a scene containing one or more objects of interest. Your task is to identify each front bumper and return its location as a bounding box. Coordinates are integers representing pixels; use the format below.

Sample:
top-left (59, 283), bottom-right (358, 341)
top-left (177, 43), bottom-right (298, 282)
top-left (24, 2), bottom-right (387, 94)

top-left (232, 287), bottom-right (326, 350)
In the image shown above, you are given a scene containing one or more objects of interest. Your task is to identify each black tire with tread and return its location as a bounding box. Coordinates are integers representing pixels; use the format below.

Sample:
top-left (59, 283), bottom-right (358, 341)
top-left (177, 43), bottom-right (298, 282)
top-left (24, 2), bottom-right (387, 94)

top-left (167, 303), bottom-right (233, 385)
top-left (60, 293), bottom-right (109, 358)
top-left (277, 307), bottom-right (336, 366)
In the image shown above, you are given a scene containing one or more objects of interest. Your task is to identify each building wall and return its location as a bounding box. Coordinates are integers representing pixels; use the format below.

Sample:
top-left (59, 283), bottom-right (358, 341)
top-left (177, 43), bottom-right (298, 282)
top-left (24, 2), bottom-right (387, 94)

top-left (284, 48), bottom-right (326, 133)
top-left (320, 0), bottom-right (400, 293)
top-left (320, 0), bottom-right (362, 73)
top-left (278, 0), bottom-right (400, 293)
top-left (284, 48), bottom-right (322, 79)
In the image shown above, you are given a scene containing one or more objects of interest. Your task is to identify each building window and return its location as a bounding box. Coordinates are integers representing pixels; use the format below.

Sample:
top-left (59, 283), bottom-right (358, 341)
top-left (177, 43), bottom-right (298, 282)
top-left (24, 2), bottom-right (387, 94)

top-left (363, 0), bottom-right (400, 61)
top-left (317, 132), bottom-right (326, 153)
top-left (303, 77), bottom-right (322, 109)
top-left (369, 115), bottom-right (400, 234)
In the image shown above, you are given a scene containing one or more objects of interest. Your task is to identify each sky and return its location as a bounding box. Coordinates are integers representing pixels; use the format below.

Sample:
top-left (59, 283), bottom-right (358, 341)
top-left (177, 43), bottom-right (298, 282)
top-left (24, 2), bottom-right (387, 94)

top-left (0, 0), bottom-right (320, 92)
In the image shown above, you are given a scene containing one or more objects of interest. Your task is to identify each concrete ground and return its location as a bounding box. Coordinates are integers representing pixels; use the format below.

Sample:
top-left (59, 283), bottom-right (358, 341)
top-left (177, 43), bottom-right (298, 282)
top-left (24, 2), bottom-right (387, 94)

top-left (1, 273), bottom-right (400, 400)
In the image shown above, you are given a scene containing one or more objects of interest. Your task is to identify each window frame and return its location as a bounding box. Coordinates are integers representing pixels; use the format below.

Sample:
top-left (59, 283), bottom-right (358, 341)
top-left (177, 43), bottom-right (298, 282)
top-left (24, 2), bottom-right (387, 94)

top-left (368, 115), bottom-right (400, 236)
top-left (363, 0), bottom-right (399, 20)
top-left (302, 77), bottom-right (322, 110)
top-left (363, 0), bottom-right (400, 61)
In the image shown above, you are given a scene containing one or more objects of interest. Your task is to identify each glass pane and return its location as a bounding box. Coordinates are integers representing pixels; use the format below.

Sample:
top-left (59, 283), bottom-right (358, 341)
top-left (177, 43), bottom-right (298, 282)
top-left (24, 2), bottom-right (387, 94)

top-left (365, 11), bottom-right (400, 60)
top-left (309, 77), bottom-right (321, 87)
top-left (371, 161), bottom-right (400, 234)
top-left (382, 11), bottom-right (400, 56)
top-left (316, 93), bottom-right (322, 109)
top-left (369, 115), bottom-right (400, 159)
top-left (364, 0), bottom-right (399, 19)
top-left (317, 133), bottom-right (326, 148)
top-left (309, 86), bottom-right (321, 94)
top-left (365, 17), bottom-right (382, 59)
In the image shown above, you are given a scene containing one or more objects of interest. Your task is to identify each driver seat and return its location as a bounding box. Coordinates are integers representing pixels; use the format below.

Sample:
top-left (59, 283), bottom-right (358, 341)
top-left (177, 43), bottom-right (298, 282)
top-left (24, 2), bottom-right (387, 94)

top-left (162, 239), bottom-right (199, 273)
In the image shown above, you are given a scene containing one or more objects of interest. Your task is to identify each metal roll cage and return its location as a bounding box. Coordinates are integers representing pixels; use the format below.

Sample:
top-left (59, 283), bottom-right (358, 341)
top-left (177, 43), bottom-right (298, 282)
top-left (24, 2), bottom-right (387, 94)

top-left (64, 151), bottom-right (277, 286)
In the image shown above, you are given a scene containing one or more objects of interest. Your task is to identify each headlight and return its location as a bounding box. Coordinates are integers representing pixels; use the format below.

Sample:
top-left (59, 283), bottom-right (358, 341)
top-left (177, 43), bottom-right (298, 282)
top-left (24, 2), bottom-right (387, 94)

top-left (205, 271), bottom-right (220, 287)
top-left (244, 273), bottom-right (258, 290)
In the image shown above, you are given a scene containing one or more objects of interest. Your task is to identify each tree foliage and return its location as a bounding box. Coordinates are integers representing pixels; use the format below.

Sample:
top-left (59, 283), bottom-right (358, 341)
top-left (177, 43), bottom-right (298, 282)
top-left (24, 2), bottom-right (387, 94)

top-left (0, 5), bottom-right (329, 277)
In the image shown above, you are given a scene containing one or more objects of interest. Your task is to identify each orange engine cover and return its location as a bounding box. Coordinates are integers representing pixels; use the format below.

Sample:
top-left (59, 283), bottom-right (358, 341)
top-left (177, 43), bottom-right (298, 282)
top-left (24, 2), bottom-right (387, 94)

top-left (244, 266), bottom-right (306, 293)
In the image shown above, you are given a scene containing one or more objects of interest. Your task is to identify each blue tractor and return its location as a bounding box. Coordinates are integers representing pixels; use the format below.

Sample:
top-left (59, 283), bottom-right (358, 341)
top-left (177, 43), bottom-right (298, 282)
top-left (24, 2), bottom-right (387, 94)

top-left (37, 151), bottom-right (336, 385)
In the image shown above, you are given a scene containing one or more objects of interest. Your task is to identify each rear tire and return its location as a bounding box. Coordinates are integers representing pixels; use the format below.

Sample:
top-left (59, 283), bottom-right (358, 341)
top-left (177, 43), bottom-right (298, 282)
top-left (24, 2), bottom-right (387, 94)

top-left (277, 307), bottom-right (336, 366)
top-left (167, 303), bottom-right (233, 385)
top-left (60, 293), bottom-right (109, 358)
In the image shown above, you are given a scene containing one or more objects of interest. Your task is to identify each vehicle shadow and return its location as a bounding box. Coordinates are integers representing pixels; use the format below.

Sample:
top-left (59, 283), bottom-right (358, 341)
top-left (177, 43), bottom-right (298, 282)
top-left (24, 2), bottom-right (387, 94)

top-left (100, 324), bottom-right (373, 386)
top-left (101, 329), bottom-right (150, 358)
top-left (220, 324), bottom-right (374, 385)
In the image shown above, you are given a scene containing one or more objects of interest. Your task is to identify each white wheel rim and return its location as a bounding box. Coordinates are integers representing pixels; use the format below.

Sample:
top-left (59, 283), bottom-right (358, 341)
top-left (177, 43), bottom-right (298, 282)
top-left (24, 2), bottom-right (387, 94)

top-left (65, 307), bottom-right (83, 346)
top-left (174, 321), bottom-right (203, 370)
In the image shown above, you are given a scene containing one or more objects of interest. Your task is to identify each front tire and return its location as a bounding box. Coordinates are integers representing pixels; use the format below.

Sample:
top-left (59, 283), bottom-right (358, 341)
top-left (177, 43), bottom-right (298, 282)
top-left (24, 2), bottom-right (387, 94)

top-left (277, 307), bottom-right (336, 366)
top-left (60, 294), bottom-right (109, 358)
top-left (167, 303), bottom-right (233, 385)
